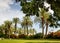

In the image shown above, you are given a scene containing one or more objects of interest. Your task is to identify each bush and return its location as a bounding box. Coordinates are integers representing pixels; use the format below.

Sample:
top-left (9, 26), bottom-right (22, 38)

top-left (53, 32), bottom-right (60, 39)
top-left (0, 34), bottom-right (6, 38)
top-left (10, 34), bottom-right (19, 39)
top-left (29, 33), bottom-right (43, 39)
top-left (46, 32), bottom-right (60, 39)
top-left (46, 32), bottom-right (53, 39)
top-left (18, 34), bottom-right (28, 39)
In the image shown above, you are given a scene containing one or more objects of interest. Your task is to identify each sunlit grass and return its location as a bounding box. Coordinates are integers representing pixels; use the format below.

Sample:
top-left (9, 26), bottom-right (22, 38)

top-left (0, 39), bottom-right (60, 43)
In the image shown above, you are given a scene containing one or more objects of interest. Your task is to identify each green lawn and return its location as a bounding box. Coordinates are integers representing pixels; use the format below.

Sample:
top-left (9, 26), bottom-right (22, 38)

top-left (0, 39), bottom-right (60, 43)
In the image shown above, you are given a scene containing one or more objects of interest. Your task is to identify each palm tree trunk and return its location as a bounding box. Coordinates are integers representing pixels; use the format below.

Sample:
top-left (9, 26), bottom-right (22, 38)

top-left (15, 23), bottom-right (17, 33)
top-left (27, 26), bottom-right (28, 36)
top-left (33, 29), bottom-right (34, 35)
top-left (41, 17), bottom-right (44, 38)
top-left (8, 26), bottom-right (11, 39)
top-left (45, 20), bottom-right (48, 38)
top-left (9, 30), bottom-right (10, 39)
top-left (4, 27), bottom-right (8, 38)
top-left (24, 26), bottom-right (25, 35)
top-left (26, 17), bottom-right (28, 36)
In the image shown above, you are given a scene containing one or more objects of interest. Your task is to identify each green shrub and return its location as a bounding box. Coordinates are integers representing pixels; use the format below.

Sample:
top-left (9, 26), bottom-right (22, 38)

top-left (46, 32), bottom-right (60, 39)
top-left (18, 34), bottom-right (28, 39)
top-left (10, 34), bottom-right (19, 39)
top-left (46, 32), bottom-right (53, 39)
top-left (0, 33), bottom-right (6, 38)
top-left (29, 33), bottom-right (43, 39)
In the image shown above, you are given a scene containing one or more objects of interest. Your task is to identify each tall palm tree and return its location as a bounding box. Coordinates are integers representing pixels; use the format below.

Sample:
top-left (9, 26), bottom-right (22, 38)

top-left (34, 8), bottom-right (50, 38)
top-left (13, 17), bottom-right (20, 33)
top-left (39, 8), bottom-right (58, 38)
top-left (4, 20), bottom-right (12, 38)
top-left (40, 8), bottom-right (49, 38)
top-left (21, 16), bottom-right (33, 35)
top-left (21, 21), bottom-right (26, 34)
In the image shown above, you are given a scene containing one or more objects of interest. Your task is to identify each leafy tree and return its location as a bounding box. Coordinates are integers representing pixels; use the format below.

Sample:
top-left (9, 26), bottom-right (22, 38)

top-left (16, 0), bottom-right (45, 16)
top-left (47, 0), bottom-right (60, 20)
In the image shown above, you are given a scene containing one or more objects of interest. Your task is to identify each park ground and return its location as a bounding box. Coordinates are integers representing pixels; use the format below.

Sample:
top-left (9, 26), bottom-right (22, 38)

top-left (0, 39), bottom-right (60, 43)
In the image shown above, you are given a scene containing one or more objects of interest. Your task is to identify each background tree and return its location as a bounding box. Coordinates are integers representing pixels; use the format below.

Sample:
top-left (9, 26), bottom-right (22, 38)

top-left (18, 28), bottom-right (22, 34)
top-left (21, 16), bottom-right (33, 35)
top-left (16, 0), bottom-right (60, 38)
top-left (21, 21), bottom-right (26, 35)
top-left (29, 28), bottom-right (36, 35)
top-left (4, 20), bottom-right (12, 38)
top-left (13, 17), bottom-right (20, 33)
top-left (0, 24), bottom-right (5, 35)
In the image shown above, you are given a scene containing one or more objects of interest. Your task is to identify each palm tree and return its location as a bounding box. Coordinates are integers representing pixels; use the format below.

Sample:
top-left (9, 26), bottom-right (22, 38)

top-left (34, 8), bottom-right (50, 38)
top-left (4, 20), bottom-right (12, 38)
top-left (39, 8), bottom-right (59, 38)
top-left (21, 21), bottom-right (26, 34)
top-left (21, 16), bottom-right (33, 35)
top-left (13, 17), bottom-right (20, 33)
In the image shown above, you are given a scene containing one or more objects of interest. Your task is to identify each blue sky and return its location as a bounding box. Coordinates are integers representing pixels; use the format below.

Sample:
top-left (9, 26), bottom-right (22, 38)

top-left (0, 0), bottom-right (60, 33)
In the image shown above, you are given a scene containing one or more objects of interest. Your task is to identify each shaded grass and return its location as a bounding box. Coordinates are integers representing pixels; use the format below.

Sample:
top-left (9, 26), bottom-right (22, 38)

top-left (0, 39), bottom-right (60, 43)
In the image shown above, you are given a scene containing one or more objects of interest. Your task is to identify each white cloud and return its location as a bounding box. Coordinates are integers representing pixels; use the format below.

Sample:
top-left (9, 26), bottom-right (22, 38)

top-left (44, 2), bottom-right (54, 15)
top-left (0, 0), bottom-right (13, 9)
top-left (48, 8), bottom-right (54, 14)
top-left (0, 0), bottom-right (25, 25)
top-left (44, 2), bottom-right (50, 8)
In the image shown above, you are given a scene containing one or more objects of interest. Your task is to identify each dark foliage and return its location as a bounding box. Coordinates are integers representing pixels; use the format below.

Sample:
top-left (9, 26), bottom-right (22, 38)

top-left (29, 33), bottom-right (43, 39)
top-left (18, 34), bottom-right (28, 39)
top-left (46, 32), bottom-right (54, 39)
top-left (0, 34), bottom-right (5, 38)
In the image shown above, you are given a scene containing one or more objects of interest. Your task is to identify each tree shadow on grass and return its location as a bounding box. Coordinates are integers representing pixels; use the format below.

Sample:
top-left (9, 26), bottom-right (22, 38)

top-left (26, 42), bottom-right (60, 43)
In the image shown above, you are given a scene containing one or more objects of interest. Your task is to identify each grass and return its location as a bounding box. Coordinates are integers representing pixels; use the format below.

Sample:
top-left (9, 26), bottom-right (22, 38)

top-left (0, 39), bottom-right (60, 43)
